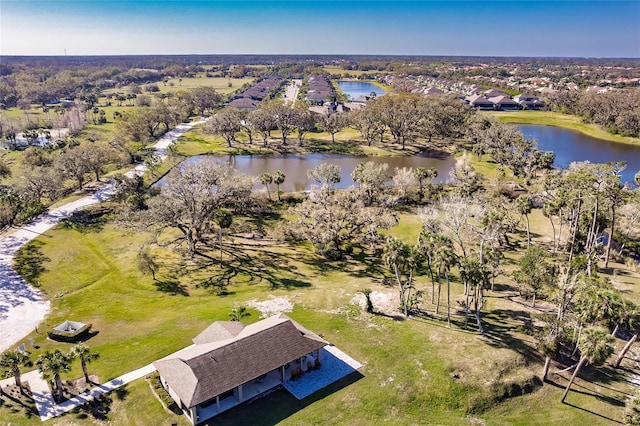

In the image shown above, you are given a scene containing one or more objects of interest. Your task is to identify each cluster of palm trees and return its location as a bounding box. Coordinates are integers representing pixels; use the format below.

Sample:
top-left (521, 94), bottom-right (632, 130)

top-left (259, 170), bottom-right (286, 201)
top-left (0, 343), bottom-right (99, 402)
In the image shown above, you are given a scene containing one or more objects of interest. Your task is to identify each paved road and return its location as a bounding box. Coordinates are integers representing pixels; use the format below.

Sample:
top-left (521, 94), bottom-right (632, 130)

top-left (0, 119), bottom-right (205, 353)
top-left (283, 79), bottom-right (302, 105)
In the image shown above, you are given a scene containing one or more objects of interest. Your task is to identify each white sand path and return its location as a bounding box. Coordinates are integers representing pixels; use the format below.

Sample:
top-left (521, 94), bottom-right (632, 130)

top-left (0, 119), bottom-right (204, 353)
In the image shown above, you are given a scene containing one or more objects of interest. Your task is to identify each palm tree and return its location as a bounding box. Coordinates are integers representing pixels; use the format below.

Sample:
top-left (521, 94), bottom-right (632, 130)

top-left (542, 202), bottom-right (559, 253)
top-left (417, 229), bottom-right (438, 304)
top-left (0, 350), bottom-right (30, 391)
top-left (561, 326), bottom-right (614, 403)
top-left (459, 256), bottom-right (486, 328)
top-left (229, 306), bottom-right (250, 322)
top-left (414, 167), bottom-right (437, 199)
top-left (537, 317), bottom-right (565, 382)
top-left (37, 349), bottom-right (73, 402)
top-left (614, 304), bottom-right (640, 368)
top-left (273, 170), bottom-right (285, 201)
top-left (70, 344), bottom-right (100, 383)
top-left (383, 236), bottom-right (416, 316)
top-left (516, 195), bottom-right (533, 248)
top-left (433, 236), bottom-right (457, 327)
top-left (259, 173), bottom-right (273, 200)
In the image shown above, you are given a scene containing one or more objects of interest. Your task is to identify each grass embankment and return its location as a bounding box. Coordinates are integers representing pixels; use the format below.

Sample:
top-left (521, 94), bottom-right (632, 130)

top-left (489, 110), bottom-right (640, 146)
top-left (2, 201), bottom-right (639, 424)
top-left (176, 126), bottom-right (442, 158)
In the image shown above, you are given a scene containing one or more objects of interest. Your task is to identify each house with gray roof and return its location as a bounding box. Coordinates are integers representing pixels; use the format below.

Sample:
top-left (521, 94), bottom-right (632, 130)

top-left (465, 94), bottom-right (495, 110)
top-left (154, 314), bottom-right (327, 424)
top-left (488, 95), bottom-right (522, 111)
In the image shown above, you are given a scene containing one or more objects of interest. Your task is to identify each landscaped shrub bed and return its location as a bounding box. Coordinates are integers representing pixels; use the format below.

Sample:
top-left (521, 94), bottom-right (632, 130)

top-left (149, 373), bottom-right (182, 415)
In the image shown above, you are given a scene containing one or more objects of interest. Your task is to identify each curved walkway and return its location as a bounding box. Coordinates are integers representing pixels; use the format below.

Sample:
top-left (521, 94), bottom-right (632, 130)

top-left (0, 120), bottom-right (204, 353)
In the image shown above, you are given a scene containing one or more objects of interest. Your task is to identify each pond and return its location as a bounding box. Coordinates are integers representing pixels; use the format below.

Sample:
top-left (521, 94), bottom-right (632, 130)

top-left (179, 151), bottom-right (455, 192)
top-left (517, 124), bottom-right (640, 184)
top-left (337, 81), bottom-right (386, 101)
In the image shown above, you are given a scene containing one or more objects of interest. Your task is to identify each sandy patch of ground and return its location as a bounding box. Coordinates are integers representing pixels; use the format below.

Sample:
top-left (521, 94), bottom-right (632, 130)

top-left (350, 290), bottom-right (399, 316)
top-left (247, 296), bottom-right (294, 318)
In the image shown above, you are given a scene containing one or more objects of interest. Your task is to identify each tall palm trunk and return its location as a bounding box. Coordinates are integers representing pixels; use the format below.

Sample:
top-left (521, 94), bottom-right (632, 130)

top-left (557, 208), bottom-right (564, 252)
top-left (393, 264), bottom-right (407, 316)
top-left (569, 198), bottom-right (583, 261)
top-left (561, 356), bottom-right (587, 403)
top-left (549, 215), bottom-right (557, 253)
top-left (614, 332), bottom-right (638, 368)
top-left (436, 271), bottom-right (442, 314)
top-left (55, 374), bottom-right (64, 401)
top-left (427, 258), bottom-right (435, 304)
top-left (585, 195), bottom-right (599, 254)
top-left (446, 271), bottom-right (451, 328)
top-left (464, 280), bottom-right (470, 328)
top-left (82, 360), bottom-right (89, 382)
top-left (604, 204), bottom-right (616, 269)
top-left (542, 356), bottom-right (551, 382)
top-left (474, 283), bottom-right (485, 334)
top-left (13, 368), bottom-right (22, 390)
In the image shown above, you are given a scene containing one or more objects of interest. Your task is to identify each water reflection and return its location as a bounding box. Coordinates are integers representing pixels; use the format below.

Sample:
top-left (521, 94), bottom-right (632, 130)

top-left (180, 151), bottom-right (455, 192)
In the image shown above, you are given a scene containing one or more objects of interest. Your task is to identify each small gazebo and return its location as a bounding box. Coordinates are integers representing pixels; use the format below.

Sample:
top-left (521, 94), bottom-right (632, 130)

top-left (48, 320), bottom-right (92, 342)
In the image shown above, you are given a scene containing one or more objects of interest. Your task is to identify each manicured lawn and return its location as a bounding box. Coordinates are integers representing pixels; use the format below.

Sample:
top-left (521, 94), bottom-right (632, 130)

top-left (175, 126), bottom-right (436, 158)
top-left (161, 76), bottom-right (255, 95)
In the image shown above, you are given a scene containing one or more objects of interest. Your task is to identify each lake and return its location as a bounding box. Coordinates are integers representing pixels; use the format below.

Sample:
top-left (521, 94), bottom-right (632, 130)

top-left (337, 81), bottom-right (386, 101)
top-left (179, 151), bottom-right (455, 192)
top-left (165, 126), bottom-right (639, 192)
top-left (517, 124), bottom-right (640, 184)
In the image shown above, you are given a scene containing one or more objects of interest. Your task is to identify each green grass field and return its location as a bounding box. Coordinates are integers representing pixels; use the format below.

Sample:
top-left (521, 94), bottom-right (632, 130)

top-left (160, 76), bottom-right (255, 95)
top-left (1, 196), bottom-right (638, 425)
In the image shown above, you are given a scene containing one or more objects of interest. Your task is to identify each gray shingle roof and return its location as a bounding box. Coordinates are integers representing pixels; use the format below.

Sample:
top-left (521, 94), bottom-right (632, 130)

top-left (154, 314), bottom-right (327, 408)
top-left (192, 321), bottom-right (245, 345)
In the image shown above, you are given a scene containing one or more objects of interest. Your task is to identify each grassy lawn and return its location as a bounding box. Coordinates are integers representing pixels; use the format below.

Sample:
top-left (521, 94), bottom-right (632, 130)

top-left (101, 76), bottom-right (255, 97)
top-left (1, 198), bottom-right (638, 425)
top-left (160, 76), bottom-right (255, 95)
top-left (488, 110), bottom-right (640, 146)
top-left (175, 126), bottom-right (435, 158)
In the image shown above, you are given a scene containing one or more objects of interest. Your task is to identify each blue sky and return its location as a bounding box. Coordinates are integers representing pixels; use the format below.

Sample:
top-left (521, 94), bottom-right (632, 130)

top-left (1, 1), bottom-right (639, 57)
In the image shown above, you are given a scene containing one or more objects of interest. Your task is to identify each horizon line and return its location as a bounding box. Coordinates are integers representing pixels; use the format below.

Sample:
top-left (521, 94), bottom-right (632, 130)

top-left (2, 53), bottom-right (639, 60)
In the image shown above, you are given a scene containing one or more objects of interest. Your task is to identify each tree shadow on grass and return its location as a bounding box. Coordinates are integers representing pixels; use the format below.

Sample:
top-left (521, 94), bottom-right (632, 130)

top-left (0, 386), bottom-right (38, 419)
top-left (154, 279), bottom-right (189, 296)
top-left (202, 371), bottom-right (364, 426)
top-left (13, 240), bottom-right (49, 286)
top-left (72, 391), bottom-right (114, 421)
top-left (193, 241), bottom-right (313, 294)
top-left (479, 308), bottom-right (542, 361)
top-left (562, 402), bottom-right (623, 424)
top-left (60, 206), bottom-right (112, 234)
top-left (114, 385), bottom-right (129, 401)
